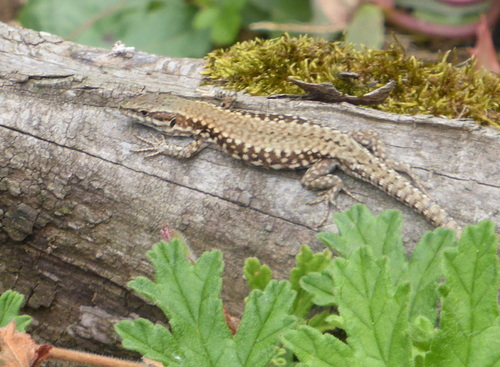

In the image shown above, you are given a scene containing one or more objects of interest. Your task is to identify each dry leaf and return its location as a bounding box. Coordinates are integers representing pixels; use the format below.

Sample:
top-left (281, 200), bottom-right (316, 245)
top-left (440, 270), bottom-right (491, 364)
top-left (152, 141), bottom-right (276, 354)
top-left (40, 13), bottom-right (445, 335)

top-left (0, 322), bottom-right (37, 367)
top-left (32, 345), bottom-right (52, 367)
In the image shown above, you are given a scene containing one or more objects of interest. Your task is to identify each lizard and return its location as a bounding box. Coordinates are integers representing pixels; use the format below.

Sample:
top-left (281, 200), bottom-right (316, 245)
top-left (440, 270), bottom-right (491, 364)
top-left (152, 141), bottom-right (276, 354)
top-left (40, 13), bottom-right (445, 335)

top-left (119, 93), bottom-right (461, 234)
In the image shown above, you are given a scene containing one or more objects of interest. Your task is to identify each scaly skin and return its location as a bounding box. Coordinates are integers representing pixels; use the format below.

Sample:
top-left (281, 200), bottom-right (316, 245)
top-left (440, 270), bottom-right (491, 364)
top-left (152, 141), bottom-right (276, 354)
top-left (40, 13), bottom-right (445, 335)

top-left (120, 93), bottom-right (461, 233)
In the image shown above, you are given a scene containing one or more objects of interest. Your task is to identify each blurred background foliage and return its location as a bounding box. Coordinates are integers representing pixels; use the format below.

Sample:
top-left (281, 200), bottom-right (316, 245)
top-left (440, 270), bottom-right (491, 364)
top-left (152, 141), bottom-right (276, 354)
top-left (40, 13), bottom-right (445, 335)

top-left (13, 0), bottom-right (499, 61)
top-left (18, 0), bottom-right (311, 57)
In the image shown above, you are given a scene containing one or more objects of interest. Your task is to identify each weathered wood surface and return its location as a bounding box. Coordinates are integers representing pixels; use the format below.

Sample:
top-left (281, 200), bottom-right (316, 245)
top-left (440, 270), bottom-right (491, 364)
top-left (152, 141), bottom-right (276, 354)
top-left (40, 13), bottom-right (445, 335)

top-left (0, 22), bottom-right (499, 360)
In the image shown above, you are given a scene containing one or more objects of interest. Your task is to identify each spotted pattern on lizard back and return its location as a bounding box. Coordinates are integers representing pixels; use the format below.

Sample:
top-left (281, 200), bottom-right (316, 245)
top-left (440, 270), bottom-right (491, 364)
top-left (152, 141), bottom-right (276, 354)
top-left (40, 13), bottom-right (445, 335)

top-left (120, 93), bottom-right (461, 233)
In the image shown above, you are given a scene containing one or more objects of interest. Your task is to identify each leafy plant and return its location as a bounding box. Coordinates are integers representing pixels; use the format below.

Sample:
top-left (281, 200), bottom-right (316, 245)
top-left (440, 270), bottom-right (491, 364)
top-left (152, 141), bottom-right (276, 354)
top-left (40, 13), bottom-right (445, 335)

top-left (115, 205), bottom-right (498, 366)
top-left (0, 290), bottom-right (32, 332)
top-left (115, 238), bottom-right (296, 366)
top-left (282, 205), bottom-right (500, 366)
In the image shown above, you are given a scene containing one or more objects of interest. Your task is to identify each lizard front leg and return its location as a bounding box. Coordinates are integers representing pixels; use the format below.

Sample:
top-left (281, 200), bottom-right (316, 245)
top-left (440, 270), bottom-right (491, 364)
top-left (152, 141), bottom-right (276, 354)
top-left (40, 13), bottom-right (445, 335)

top-left (134, 134), bottom-right (208, 158)
top-left (347, 129), bottom-right (428, 192)
top-left (301, 159), bottom-right (359, 227)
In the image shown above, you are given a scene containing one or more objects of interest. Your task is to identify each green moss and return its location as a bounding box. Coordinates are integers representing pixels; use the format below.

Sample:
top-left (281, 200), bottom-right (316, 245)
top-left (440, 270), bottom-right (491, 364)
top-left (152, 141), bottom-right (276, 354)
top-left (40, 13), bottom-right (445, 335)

top-left (203, 34), bottom-right (499, 127)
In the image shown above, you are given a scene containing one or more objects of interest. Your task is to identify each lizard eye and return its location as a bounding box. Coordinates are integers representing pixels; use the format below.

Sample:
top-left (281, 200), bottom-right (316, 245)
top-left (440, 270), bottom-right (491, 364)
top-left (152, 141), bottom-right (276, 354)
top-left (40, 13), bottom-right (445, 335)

top-left (139, 110), bottom-right (148, 116)
top-left (169, 119), bottom-right (177, 128)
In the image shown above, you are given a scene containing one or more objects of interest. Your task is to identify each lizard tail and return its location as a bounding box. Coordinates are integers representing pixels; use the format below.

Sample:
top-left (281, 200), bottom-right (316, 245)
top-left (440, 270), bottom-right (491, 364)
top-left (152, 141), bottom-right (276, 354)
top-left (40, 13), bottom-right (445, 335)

top-left (364, 164), bottom-right (462, 236)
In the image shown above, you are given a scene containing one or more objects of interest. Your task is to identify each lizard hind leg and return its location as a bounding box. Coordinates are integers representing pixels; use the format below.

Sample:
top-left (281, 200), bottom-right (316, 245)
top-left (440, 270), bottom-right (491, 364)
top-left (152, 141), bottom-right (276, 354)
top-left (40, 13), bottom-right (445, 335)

top-left (302, 159), bottom-right (360, 227)
top-left (347, 129), bottom-right (428, 193)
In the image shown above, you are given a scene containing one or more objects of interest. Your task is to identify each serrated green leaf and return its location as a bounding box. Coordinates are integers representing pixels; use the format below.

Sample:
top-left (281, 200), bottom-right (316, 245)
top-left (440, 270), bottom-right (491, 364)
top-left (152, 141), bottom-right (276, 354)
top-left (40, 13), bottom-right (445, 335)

top-left (426, 221), bottom-right (500, 366)
top-left (125, 240), bottom-right (239, 366)
top-left (332, 246), bottom-right (412, 366)
top-left (235, 280), bottom-right (296, 366)
top-left (115, 318), bottom-right (182, 366)
top-left (118, 240), bottom-right (297, 367)
top-left (318, 204), bottom-right (406, 284)
top-left (300, 269), bottom-right (336, 306)
top-left (12, 316), bottom-right (32, 332)
top-left (244, 257), bottom-right (272, 291)
top-left (405, 228), bottom-right (457, 323)
top-left (290, 245), bottom-right (331, 317)
top-left (0, 290), bottom-right (32, 332)
top-left (291, 246), bottom-right (332, 290)
top-left (345, 4), bottom-right (384, 50)
top-left (282, 325), bottom-right (355, 366)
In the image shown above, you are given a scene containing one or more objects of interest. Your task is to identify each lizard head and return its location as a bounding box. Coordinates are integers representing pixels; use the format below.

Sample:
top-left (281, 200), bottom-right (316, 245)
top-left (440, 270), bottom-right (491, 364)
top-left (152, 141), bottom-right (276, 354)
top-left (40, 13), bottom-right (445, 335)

top-left (119, 93), bottom-right (194, 136)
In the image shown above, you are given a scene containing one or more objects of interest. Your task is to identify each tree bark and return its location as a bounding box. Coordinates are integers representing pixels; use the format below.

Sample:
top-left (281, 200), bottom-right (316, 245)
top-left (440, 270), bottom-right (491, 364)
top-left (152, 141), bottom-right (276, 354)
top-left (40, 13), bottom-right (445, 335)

top-left (0, 22), bottom-right (498, 361)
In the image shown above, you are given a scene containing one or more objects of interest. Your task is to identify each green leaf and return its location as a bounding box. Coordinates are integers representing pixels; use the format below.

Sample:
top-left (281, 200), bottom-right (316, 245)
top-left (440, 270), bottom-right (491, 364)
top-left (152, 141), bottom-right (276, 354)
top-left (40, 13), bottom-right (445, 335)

top-left (117, 240), bottom-right (297, 367)
top-left (244, 257), bottom-right (272, 291)
top-left (192, 0), bottom-right (245, 45)
top-left (318, 204), bottom-right (407, 285)
top-left (332, 246), bottom-right (412, 366)
top-left (120, 0), bottom-right (212, 57)
top-left (192, 6), bottom-right (220, 30)
top-left (115, 318), bottom-right (182, 366)
top-left (235, 280), bottom-right (296, 366)
top-left (405, 228), bottom-right (457, 323)
top-left (307, 310), bottom-right (339, 333)
top-left (290, 245), bottom-right (331, 317)
top-left (210, 7), bottom-right (242, 45)
top-left (282, 325), bottom-right (355, 366)
top-left (124, 239), bottom-right (239, 366)
top-left (345, 4), bottom-right (384, 50)
top-left (299, 268), bottom-right (336, 306)
top-left (0, 290), bottom-right (32, 332)
top-left (410, 315), bottom-right (436, 354)
top-left (426, 221), bottom-right (500, 366)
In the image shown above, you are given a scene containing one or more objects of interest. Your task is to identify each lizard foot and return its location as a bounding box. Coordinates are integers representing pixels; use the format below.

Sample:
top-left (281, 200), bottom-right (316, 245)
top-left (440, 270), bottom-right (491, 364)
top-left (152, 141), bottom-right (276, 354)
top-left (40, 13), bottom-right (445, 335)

top-left (133, 134), bottom-right (169, 157)
top-left (133, 134), bottom-right (203, 159)
top-left (307, 185), bottom-right (360, 228)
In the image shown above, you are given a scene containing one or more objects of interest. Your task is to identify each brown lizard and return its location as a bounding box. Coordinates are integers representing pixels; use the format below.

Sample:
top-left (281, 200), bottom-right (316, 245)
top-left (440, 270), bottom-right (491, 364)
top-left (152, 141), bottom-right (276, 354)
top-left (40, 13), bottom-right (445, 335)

top-left (120, 93), bottom-right (461, 234)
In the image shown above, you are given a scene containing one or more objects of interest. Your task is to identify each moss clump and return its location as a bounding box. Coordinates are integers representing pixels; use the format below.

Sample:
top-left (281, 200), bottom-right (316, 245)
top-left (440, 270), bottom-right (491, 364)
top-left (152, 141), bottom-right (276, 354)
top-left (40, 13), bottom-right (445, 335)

top-left (203, 34), bottom-right (499, 127)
